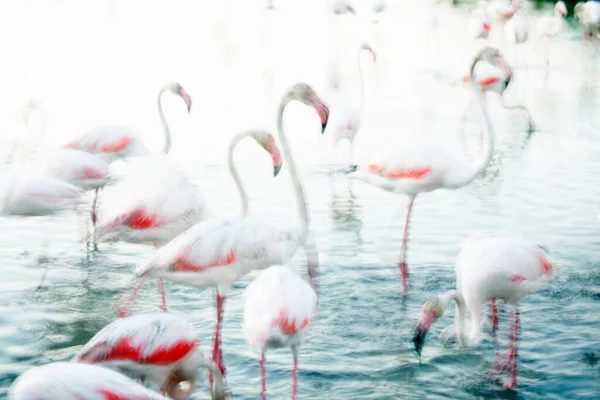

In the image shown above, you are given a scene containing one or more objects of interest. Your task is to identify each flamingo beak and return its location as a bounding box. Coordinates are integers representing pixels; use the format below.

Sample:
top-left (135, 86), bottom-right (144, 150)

top-left (312, 97), bottom-right (329, 134)
top-left (347, 6), bottom-right (356, 14)
top-left (368, 47), bottom-right (377, 62)
top-left (179, 88), bottom-right (192, 112)
top-left (413, 312), bottom-right (436, 360)
top-left (267, 137), bottom-right (283, 177)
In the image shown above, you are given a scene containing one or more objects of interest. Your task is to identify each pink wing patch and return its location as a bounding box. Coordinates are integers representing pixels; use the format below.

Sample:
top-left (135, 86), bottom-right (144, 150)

top-left (84, 167), bottom-right (106, 179)
top-left (100, 137), bottom-right (131, 153)
top-left (28, 192), bottom-right (61, 205)
top-left (98, 390), bottom-right (129, 400)
top-left (478, 76), bottom-right (500, 87)
top-left (538, 255), bottom-right (553, 275)
top-left (80, 337), bottom-right (197, 366)
top-left (273, 309), bottom-right (310, 335)
top-left (510, 275), bottom-right (527, 282)
top-left (127, 210), bottom-right (159, 230)
top-left (368, 164), bottom-right (432, 179)
top-left (172, 248), bottom-right (237, 272)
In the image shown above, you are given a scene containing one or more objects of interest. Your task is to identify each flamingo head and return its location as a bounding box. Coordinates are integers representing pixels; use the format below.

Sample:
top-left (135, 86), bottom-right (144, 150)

top-left (556, 1), bottom-right (567, 17)
top-left (413, 298), bottom-right (444, 358)
top-left (574, 3), bottom-right (585, 21)
top-left (333, 1), bottom-right (356, 15)
top-left (164, 368), bottom-right (196, 400)
top-left (254, 131), bottom-right (283, 177)
top-left (290, 83), bottom-right (330, 133)
top-left (167, 82), bottom-right (193, 112)
top-left (360, 42), bottom-right (377, 62)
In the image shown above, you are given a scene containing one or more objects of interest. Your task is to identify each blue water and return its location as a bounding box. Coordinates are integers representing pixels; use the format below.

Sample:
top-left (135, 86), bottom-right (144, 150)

top-left (1, 1), bottom-right (600, 399)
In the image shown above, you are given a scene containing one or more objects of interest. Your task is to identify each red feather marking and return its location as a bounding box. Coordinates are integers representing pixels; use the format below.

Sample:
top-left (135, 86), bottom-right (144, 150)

top-left (127, 210), bottom-right (159, 229)
top-left (145, 340), bottom-right (198, 365)
top-left (28, 192), bottom-right (61, 204)
top-left (84, 168), bottom-right (106, 179)
top-left (483, 22), bottom-right (491, 31)
top-left (479, 76), bottom-right (499, 87)
top-left (368, 164), bottom-right (432, 179)
top-left (100, 137), bottom-right (131, 153)
top-left (273, 309), bottom-right (311, 335)
top-left (172, 248), bottom-right (237, 272)
top-left (510, 275), bottom-right (527, 282)
top-left (98, 390), bottom-right (130, 400)
top-left (84, 337), bottom-right (197, 366)
top-left (538, 255), bottom-right (553, 275)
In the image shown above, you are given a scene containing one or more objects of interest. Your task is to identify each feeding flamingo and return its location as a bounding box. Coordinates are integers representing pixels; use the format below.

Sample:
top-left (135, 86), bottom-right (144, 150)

top-left (412, 232), bottom-right (556, 390)
top-left (345, 47), bottom-right (499, 295)
top-left (132, 83), bottom-right (328, 381)
top-left (8, 362), bottom-right (169, 399)
top-left (64, 82), bottom-right (192, 236)
top-left (112, 130), bottom-right (283, 314)
top-left (460, 47), bottom-right (535, 134)
top-left (325, 42), bottom-right (376, 171)
top-left (73, 313), bottom-right (227, 399)
top-left (243, 265), bottom-right (318, 400)
top-left (535, 1), bottom-right (567, 65)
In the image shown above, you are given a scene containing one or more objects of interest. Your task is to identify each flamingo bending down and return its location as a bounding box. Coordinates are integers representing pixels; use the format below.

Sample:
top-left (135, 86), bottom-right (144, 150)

top-left (461, 47), bottom-right (535, 133)
top-left (575, 1), bottom-right (600, 43)
top-left (114, 130), bottom-right (283, 315)
top-left (243, 265), bottom-right (318, 400)
top-left (412, 232), bottom-right (555, 390)
top-left (133, 83), bottom-right (328, 380)
top-left (65, 82), bottom-right (192, 235)
top-left (326, 42), bottom-right (376, 171)
top-left (73, 313), bottom-right (226, 399)
top-left (8, 362), bottom-right (169, 399)
top-left (346, 47), bottom-right (499, 295)
top-left (535, 1), bottom-right (567, 65)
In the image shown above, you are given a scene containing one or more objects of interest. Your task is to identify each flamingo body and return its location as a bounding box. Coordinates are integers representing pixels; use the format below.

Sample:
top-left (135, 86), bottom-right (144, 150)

top-left (66, 125), bottom-right (151, 163)
top-left (486, 0), bottom-right (518, 23)
top-left (34, 148), bottom-right (110, 191)
top-left (8, 362), bottom-right (168, 399)
top-left (536, 1), bottom-right (567, 38)
top-left (505, 15), bottom-right (530, 44)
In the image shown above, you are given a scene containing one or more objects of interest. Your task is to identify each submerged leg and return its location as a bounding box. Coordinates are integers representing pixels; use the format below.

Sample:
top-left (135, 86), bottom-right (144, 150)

top-left (211, 292), bottom-right (227, 386)
top-left (260, 351), bottom-right (267, 400)
top-left (490, 298), bottom-right (499, 330)
top-left (117, 278), bottom-right (148, 318)
top-left (158, 278), bottom-right (167, 311)
top-left (504, 309), bottom-right (520, 390)
top-left (398, 197), bottom-right (415, 295)
top-left (292, 348), bottom-right (299, 400)
top-left (91, 188), bottom-right (99, 251)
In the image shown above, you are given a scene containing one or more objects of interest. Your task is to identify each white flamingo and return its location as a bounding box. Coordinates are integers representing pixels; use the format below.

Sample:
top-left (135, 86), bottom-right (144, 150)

top-left (345, 47), bottom-right (499, 295)
top-left (329, 0), bottom-right (358, 90)
top-left (486, 0), bottom-right (519, 26)
top-left (575, 1), bottom-right (600, 43)
top-left (8, 362), bottom-right (169, 399)
top-left (412, 232), bottom-right (556, 390)
top-left (73, 313), bottom-right (226, 399)
top-left (132, 83), bottom-right (328, 381)
top-left (535, 1), bottom-right (567, 66)
top-left (325, 42), bottom-right (376, 170)
top-left (243, 265), bottom-right (318, 400)
top-left (112, 130), bottom-right (283, 314)
top-left (468, 1), bottom-right (492, 40)
top-left (65, 82), bottom-right (192, 233)
top-left (504, 10), bottom-right (531, 66)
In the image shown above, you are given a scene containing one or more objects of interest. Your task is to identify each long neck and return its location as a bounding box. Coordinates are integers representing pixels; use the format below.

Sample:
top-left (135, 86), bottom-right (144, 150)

top-left (277, 94), bottom-right (309, 243)
top-left (441, 290), bottom-right (481, 348)
top-left (357, 49), bottom-right (367, 114)
top-left (446, 76), bottom-right (496, 188)
top-left (157, 87), bottom-right (172, 154)
top-left (198, 358), bottom-right (226, 399)
top-left (501, 98), bottom-right (534, 130)
top-left (227, 131), bottom-right (254, 217)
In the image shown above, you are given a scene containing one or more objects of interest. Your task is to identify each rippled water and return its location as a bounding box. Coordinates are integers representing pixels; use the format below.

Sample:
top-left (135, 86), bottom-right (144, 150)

top-left (1, 1), bottom-right (600, 399)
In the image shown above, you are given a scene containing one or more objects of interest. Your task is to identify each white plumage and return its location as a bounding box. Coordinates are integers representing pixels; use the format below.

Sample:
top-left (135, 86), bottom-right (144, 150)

top-left (505, 15), bottom-right (530, 44)
top-left (536, 1), bottom-right (567, 38)
top-left (8, 362), bottom-right (168, 400)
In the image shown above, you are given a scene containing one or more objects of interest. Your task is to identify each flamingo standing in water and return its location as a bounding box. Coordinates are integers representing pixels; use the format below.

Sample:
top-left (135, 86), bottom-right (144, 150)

top-left (460, 47), bottom-right (535, 134)
top-left (8, 362), bottom-right (169, 399)
top-left (64, 82), bottom-right (192, 236)
top-left (504, 11), bottom-right (531, 66)
top-left (243, 265), bottom-right (318, 400)
top-left (132, 83), bottom-right (328, 381)
top-left (346, 47), bottom-right (499, 295)
top-left (412, 232), bottom-right (555, 390)
top-left (325, 42), bottom-right (376, 171)
top-left (575, 1), bottom-right (600, 44)
top-left (73, 313), bottom-right (227, 399)
top-left (103, 130), bottom-right (281, 313)
top-left (535, 1), bottom-right (567, 66)
top-left (485, 0), bottom-right (519, 32)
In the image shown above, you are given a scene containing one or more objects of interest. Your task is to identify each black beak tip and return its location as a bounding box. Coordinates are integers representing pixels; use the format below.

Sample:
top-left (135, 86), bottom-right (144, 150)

top-left (413, 330), bottom-right (426, 358)
top-left (345, 164), bottom-right (358, 174)
top-left (273, 165), bottom-right (282, 177)
top-left (321, 123), bottom-right (327, 134)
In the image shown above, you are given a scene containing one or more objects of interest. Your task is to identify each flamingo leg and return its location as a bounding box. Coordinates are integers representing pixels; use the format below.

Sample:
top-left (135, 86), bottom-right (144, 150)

top-left (117, 278), bottom-right (147, 318)
top-left (490, 298), bottom-right (499, 330)
top-left (158, 279), bottom-right (167, 311)
top-left (91, 188), bottom-right (99, 251)
top-left (398, 197), bottom-right (415, 295)
top-left (292, 348), bottom-right (299, 400)
top-left (504, 309), bottom-right (520, 390)
top-left (260, 351), bottom-right (267, 400)
top-left (211, 293), bottom-right (227, 382)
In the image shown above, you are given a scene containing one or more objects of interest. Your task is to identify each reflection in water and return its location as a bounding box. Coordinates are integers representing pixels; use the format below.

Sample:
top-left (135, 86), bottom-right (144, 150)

top-left (329, 187), bottom-right (363, 257)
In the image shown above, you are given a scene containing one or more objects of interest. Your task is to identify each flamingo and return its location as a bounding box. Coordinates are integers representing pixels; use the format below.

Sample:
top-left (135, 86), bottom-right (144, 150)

top-left (468, 1), bottom-right (492, 40)
top-left (345, 47), bottom-right (499, 295)
top-left (64, 82), bottom-right (192, 236)
top-left (73, 313), bottom-right (227, 399)
top-left (504, 12), bottom-right (531, 66)
top-left (8, 362), bottom-right (169, 399)
top-left (535, 1), bottom-right (567, 66)
top-left (485, 0), bottom-right (519, 27)
top-left (333, 0), bottom-right (356, 15)
top-left (460, 47), bottom-right (535, 134)
top-left (412, 232), bottom-right (556, 390)
top-left (243, 265), bottom-right (318, 400)
top-left (112, 130), bottom-right (283, 314)
top-left (132, 83), bottom-right (329, 380)
top-left (325, 42), bottom-right (376, 171)
top-left (575, 1), bottom-right (600, 43)
top-left (329, 1), bottom-right (358, 90)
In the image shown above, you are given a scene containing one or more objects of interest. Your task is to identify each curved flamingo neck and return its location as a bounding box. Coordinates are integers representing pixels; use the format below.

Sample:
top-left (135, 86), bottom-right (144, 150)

top-left (157, 86), bottom-right (172, 154)
top-left (440, 290), bottom-right (481, 348)
top-left (277, 93), bottom-right (309, 244)
top-left (228, 130), bottom-right (263, 217)
top-left (358, 48), bottom-right (367, 115)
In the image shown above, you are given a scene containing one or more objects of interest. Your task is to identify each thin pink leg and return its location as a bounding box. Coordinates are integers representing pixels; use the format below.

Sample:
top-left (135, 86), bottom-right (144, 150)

top-left (91, 188), bottom-right (99, 251)
top-left (117, 279), bottom-right (147, 318)
top-left (210, 292), bottom-right (227, 390)
top-left (158, 279), bottom-right (167, 311)
top-left (260, 352), bottom-right (267, 400)
top-left (504, 309), bottom-right (520, 390)
top-left (398, 198), bottom-right (414, 295)
top-left (292, 352), bottom-right (298, 400)
top-left (490, 298), bottom-right (499, 330)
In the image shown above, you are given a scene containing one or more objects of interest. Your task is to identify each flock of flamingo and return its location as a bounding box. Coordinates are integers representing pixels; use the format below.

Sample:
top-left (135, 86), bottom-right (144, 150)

top-left (1, 0), bottom-right (598, 399)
